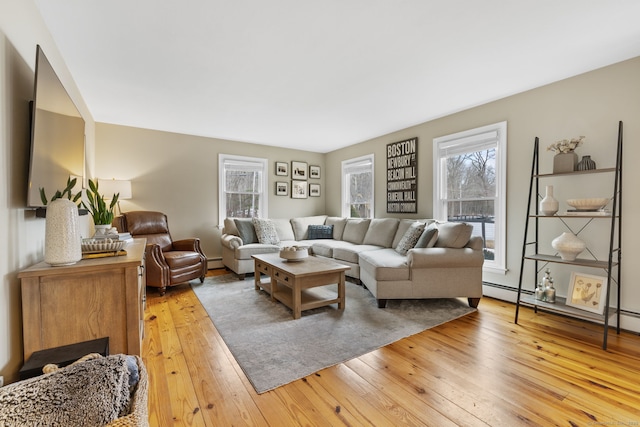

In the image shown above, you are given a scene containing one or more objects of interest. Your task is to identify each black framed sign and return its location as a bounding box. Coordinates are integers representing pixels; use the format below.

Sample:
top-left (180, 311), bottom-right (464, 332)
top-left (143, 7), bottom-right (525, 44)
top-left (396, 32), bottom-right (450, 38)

top-left (386, 137), bottom-right (418, 213)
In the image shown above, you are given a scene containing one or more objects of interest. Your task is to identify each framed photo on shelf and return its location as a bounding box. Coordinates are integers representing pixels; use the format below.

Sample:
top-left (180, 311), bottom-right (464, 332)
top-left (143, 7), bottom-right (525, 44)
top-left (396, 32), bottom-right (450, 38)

top-left (291, 180), bottom-right (308, 198)
top-left (275, 181), bottom-right (288, 196)
top-left (291, 161), bottom-right (308, 180)
top-left (275, 161), bottom-right (288, 176)
top-left (309, 165), bottom-right (321, 179)
top-left (566, 272), bottom-right (608, 315)
top-left (309, 183), bottom-right (320, 197)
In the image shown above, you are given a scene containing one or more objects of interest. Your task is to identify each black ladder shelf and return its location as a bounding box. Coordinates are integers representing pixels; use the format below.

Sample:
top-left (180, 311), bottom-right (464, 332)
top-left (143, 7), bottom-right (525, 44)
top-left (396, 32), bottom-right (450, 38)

top-left (514, 121), bottom-right (623, 350)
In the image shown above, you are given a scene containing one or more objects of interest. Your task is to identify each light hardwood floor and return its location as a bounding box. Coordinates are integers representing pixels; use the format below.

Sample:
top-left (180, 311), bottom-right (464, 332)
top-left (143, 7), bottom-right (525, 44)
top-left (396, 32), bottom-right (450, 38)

top-left (143, 270), bottom-right (640, 426)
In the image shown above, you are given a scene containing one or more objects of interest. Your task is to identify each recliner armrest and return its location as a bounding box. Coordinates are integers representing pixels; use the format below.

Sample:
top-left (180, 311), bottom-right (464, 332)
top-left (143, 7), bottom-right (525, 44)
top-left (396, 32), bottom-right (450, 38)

top-left (145, 243), bottom-right (170, 286)
top-left (173, 238), bottom-right (204, 254)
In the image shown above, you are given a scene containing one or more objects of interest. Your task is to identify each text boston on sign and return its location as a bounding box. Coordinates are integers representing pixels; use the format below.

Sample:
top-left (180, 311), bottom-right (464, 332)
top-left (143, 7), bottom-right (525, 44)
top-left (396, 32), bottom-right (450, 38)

top-left (387, 137), bottom-right (418, 213)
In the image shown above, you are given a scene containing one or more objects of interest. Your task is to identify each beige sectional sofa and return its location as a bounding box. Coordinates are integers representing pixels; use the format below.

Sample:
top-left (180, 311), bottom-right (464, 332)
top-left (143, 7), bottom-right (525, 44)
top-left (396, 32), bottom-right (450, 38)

top-left (220, 215), bottom-right (484, 308)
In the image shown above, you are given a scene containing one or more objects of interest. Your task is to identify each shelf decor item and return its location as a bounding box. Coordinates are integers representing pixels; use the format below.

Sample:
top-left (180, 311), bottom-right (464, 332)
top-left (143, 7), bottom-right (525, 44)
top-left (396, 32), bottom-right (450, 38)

top-left (44, 198), bottom-right (82, 266)
top-left (547, 135), bottom-right (584, 173)
top-left (535, 268), bottom-right (553, 301)
top-left (551, 232), bottom-right (586, 261)
top-left (576, 155), bottom-right (596, 171)
top-left (566, 272), bottom-right (608, 315)
top-left (539, 185), bottom-right (559, 215)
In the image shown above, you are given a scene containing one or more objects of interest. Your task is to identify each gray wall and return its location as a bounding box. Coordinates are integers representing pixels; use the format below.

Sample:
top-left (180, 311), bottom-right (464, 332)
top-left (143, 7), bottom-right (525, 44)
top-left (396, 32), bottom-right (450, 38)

top-left (95, 123), bottom-right (326, 259)
top-left (326, 56), bottom-right (640, 330)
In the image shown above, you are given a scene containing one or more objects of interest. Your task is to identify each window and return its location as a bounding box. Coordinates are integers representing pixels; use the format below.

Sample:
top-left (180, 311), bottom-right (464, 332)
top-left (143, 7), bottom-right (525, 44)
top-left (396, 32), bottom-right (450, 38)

top-left (433, 122), bottom-right (507, 273)
top-left (218, 154), bottom-right (268, 222)
top-left (341, 154), bottom-right (374, 218)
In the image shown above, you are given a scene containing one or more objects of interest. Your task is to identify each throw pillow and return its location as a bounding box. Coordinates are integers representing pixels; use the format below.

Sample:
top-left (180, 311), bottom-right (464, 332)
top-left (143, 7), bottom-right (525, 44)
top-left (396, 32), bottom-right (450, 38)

top-left (414, 223), bottom-right (439, 248)
top-left (252, 218), bottom-right (280, 245)
top-left (434, 222), bottom-right (473, 248)
top-left (307, 224), bottom-right (334, 239)
top-left (395, 222), bottom-right (426, 255)
top-left (234, 218), bottom-right (258, 244)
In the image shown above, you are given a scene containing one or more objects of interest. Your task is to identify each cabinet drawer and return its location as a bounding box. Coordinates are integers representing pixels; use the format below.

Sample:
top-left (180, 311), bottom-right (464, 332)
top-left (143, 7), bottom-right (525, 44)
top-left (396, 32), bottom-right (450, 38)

top-left (255, 260), bottom-right (272, 276)
top-left (273, 269), bottom-right (294, 285)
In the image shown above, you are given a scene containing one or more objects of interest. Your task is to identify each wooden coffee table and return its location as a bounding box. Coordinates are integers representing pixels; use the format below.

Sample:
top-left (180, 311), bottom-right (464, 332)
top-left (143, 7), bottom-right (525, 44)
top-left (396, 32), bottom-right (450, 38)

top-left (252, 253), bottom-right (350, 319)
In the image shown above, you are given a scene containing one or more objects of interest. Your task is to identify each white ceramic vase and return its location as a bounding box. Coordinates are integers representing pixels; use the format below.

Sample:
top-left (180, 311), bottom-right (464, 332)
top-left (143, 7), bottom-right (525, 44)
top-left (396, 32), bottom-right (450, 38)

top-left (539, 185), bottom-right (559, 216)
top-left (44, 198), bottom-right (82, 266)
top-left (551, 232), bottom-right (586, 261)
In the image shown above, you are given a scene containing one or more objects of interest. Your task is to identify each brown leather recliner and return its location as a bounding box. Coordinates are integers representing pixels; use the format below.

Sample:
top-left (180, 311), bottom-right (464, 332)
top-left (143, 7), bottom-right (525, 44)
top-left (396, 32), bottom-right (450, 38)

top-left (113, 211), bottom-right (207, 295)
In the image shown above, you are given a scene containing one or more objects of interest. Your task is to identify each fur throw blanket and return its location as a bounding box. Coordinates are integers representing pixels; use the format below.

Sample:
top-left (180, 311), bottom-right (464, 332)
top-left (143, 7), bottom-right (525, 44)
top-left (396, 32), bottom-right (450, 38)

top-left (0, 354), bottom-right (139, 426)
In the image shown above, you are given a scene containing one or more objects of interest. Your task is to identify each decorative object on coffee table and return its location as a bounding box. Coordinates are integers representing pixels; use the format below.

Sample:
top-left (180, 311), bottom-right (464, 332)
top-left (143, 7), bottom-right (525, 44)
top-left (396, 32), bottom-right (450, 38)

top-left (576, 155), bottom-right (596, 171)
top-left (539, 185), bottom-right (559, 215)
top-left (551, 232), bottom-right (586, 261)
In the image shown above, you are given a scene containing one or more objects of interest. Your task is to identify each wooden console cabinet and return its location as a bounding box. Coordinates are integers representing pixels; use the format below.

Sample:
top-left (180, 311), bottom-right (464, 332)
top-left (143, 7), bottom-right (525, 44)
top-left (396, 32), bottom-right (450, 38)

top-left (18, 238), bottom-right (146, 361)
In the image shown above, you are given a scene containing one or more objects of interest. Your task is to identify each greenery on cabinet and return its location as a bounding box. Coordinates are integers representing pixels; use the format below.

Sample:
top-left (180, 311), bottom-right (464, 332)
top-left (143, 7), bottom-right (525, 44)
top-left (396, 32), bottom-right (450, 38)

top-left (39, 176), bottom-right (82, 206)
top-left (82, 179), bottom-right (120, 225)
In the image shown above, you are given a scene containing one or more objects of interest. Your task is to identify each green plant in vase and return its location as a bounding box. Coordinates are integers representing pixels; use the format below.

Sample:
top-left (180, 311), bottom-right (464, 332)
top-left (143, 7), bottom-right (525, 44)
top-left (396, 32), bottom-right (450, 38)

top-left (83, 179), bottom-right (119, 226)
top-left (39, 176), bottom-right (82, 206)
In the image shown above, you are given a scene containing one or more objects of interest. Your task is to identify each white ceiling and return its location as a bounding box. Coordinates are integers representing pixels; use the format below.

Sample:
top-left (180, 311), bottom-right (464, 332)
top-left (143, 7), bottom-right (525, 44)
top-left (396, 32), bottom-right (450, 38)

top-left (35, 1), bottom-right (640, 153)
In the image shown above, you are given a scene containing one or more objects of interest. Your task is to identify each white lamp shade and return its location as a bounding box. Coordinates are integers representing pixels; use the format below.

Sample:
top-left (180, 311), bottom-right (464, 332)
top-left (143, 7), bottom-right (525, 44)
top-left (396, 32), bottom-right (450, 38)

top-left (97, 179), bottom-right (132, 200)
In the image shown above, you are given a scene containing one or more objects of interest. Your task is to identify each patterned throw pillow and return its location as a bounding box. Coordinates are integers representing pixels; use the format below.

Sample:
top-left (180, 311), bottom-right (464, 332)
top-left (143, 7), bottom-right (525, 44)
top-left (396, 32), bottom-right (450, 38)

top-left (252, 218), bottom-right (280, 245)
top-left (307, 224), bottom-right (334, 239)
top-left (395, 222), bottom-right (426, 255)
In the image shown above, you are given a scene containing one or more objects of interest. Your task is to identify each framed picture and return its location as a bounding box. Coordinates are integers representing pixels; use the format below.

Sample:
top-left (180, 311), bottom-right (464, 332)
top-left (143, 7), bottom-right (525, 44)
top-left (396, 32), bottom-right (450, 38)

top-left (291, 180), bottom-right (308, 198)
top-left (566, 272), bottom-right (608, 315)
top-left (275, 161), bottom-right (288, 176)
top-left (275, 181), bottom-right (288, 196)
top-left (291, 161), bottom-right (308, 180)
top-left (309, 165), bottom-right (321, 179)
top-left (309, 183), bottom-right (320, 197)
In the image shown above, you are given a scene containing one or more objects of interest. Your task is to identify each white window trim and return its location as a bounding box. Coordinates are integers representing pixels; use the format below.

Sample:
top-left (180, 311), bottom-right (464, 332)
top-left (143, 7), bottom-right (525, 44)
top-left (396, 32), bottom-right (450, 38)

top-left (218, 153), bottom-right (268, 226)
top-left (341, 154), bottom-right (374, 218)
top-left (433, 121), bottom-right (507, 274)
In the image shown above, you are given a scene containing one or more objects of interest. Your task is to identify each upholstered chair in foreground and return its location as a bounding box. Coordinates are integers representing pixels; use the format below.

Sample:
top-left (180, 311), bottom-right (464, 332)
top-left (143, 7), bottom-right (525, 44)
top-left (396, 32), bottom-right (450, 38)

top-left (113, 211), bottom-right (207, 295)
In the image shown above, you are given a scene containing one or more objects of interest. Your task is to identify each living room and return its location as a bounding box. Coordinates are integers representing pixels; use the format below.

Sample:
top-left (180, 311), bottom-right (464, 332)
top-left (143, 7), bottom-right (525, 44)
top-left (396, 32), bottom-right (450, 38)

top-left (2, 1), bottom-right (640, 424)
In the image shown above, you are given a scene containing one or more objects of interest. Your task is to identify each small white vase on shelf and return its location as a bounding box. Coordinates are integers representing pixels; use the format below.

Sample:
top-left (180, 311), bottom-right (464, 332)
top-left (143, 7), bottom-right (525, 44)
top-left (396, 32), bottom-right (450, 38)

top-left (551, 232), bottom-right (586, 261)
top-left (539, 185), bottom-right (559, 216)
top-left (44, 199), bottom-right (82, 266)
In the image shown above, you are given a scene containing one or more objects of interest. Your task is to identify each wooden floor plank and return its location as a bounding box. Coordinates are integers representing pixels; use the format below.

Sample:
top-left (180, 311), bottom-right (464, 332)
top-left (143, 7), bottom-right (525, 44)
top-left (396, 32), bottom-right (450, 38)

top-left (143, 274), bottom-right (640, 426)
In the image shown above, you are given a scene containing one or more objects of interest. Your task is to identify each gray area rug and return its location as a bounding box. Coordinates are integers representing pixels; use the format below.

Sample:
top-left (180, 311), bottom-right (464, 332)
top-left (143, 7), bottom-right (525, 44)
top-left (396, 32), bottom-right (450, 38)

top-left (191, 274), bottom-right (476, 394)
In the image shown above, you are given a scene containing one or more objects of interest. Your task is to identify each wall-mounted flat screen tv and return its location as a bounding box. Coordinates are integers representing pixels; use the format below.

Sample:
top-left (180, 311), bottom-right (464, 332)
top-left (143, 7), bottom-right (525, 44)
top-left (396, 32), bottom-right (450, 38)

top-left (27, 45), bottom-right (85, 208)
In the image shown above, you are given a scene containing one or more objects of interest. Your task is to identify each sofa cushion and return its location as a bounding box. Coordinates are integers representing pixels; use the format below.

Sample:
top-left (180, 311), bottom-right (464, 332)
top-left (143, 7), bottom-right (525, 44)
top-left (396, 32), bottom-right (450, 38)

top-left (310, 240), bottom-right (353, 258)
top-left (363, 218), bottom-right (399, 247)
top-left (223, 217), bottom-right (239, 236)
top-left (271, 218), bottom-right (295, 241)
top-left (234, 218), bottom-right (258, 244)
top-left (291, 215), bottom-right (328, 240)
top-left (333, 244), bottom-right (382, 264)
top-left (252, 218), bottom-right (280, 245)
top-left (325, 217), bottom-right (347, 240)
top-left (307, 224), bottom-right (334, 239)
top-left (414, 223), bottom-right (439, 248)
top-left (342, 219), bottom-right (371, 244)
top-left (359, 249), bottom-right (410, 281)
top-left (395, 222), bottom-right (426, 255)
top-left (435, 222), bottom-right (473, 248)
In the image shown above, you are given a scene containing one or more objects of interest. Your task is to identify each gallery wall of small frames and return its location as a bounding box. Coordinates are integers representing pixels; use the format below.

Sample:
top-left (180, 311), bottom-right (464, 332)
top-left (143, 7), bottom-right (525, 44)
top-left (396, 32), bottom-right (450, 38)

top-left (275, 161), bottom-right (321, 198)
